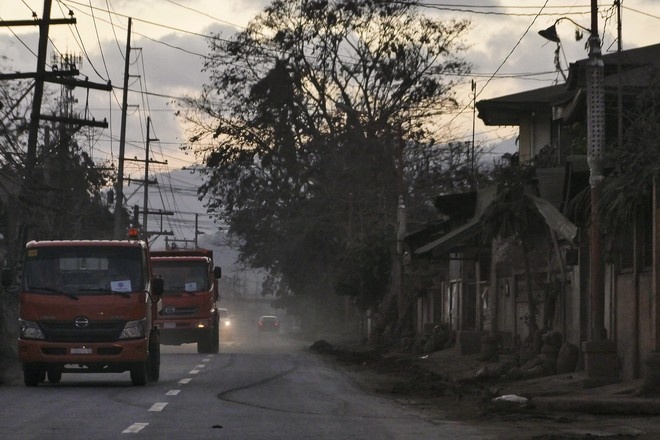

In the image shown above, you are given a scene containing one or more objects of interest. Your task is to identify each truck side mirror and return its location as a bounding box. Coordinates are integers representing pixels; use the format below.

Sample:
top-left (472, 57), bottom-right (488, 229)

top-left (213, 267), bottom-right (222, 279)
top-left (1, 267), bottom-right (13, 288)
top-left (152, 277), bottom-right (164, 297)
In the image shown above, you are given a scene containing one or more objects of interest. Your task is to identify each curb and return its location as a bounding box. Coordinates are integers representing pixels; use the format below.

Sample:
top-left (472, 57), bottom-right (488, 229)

top-left (531, 396), bottom-right (660, 415)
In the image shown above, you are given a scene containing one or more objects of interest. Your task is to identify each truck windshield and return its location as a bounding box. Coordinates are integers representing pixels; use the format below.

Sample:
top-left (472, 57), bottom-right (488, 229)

top-left (152, 261), bottom-right (210, 294)
top-left (22, 246), bottom-right (145, 294)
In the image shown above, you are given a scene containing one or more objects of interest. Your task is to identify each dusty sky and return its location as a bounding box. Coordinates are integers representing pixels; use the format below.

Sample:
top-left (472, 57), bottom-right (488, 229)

top-left (2, 1), bottom-right (659, 166)
top-left (2, 0), bottom-right (660, 239)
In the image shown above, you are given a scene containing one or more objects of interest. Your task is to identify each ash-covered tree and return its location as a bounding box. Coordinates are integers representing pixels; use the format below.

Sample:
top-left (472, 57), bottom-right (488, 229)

top-left (0, 74), bottom-right (115, 260)
top-left (183, 0), bottom-right (471, 332)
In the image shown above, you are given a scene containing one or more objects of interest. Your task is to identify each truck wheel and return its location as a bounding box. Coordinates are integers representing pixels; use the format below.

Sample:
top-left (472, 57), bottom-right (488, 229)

top-left (147, 337), bottom-right (160, 382)
top-left (130, 362), bottom-right (148, 386)
top-left (197, 325), bottom-right (219, 354)
top-left (211, 323), bottom-right (220, 354)
top-left (23, 365), bottom-right (42, 387)
top-left (197, 336), bottom-right (210, 354)
top-left (47, 369), bottom-right (62, 383)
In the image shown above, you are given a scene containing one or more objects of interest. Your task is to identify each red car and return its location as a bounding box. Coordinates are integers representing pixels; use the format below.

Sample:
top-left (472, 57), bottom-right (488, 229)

top-left (258, 315), bottom-right (280, 332)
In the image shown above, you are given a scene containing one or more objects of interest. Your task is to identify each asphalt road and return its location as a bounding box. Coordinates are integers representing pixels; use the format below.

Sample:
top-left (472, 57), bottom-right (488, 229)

top-left (0, 300), bottom-right (494, 440)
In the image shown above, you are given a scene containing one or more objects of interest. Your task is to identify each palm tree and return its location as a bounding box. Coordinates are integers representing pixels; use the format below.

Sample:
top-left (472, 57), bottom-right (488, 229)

top-left (481, 162), bottom-right (548, 341)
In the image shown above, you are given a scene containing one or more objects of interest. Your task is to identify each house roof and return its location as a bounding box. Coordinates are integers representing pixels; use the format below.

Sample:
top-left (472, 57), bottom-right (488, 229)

top-left (413, 186), bottom-right (495, 256)
top-left (528, 194), bottom-right (577, 243)
top-left (414, 217), bottom-right (481, 256)
top-left (476, 84), bottom-right (575, 126)
top-left (433, 191), bottom-right (476, 218)
top-left (566, 43), bottom-right (660, 90)
top-left (477, 43), bottom-right (660, 127)
top-left (412, 185), bottom-right (577, 257)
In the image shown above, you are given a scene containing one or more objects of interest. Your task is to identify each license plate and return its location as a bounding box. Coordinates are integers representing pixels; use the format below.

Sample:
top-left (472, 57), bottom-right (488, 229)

top-left (163, 322), bottom-right (176, 329)
top-left (70, 347), bottom-right (92, 354)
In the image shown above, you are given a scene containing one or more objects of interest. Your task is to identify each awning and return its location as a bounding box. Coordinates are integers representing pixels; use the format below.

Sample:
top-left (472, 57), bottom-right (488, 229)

top-left (414, 217), bottom-right (481, 256)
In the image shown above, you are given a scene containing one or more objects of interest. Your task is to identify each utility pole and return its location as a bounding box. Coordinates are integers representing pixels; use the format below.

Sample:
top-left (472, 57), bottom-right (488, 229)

top-left (114, 17), bottom-right (132, 239)
top-left (538, 0), bottom-right (617, 387)
top-left (471, 79), bottom-right (477, 188)
top-left (142, 117), bottom-right (161, 240)
top-left (396, 125), bottom-right (406, 322)
top-left (582, 0), bottom-right (618, 387)
top-left (1, 2), bottom-right (110, 259)
top-left (27, 0), bottom-right (60, 170)
top-left (194, 214), bottom-right (200, 249)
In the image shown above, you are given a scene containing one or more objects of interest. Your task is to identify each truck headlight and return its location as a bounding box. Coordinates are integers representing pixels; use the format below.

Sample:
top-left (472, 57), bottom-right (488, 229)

top-left (20, 319), bottom-right (45, 340)
top-left (119, 319), bottom-right (146, 339)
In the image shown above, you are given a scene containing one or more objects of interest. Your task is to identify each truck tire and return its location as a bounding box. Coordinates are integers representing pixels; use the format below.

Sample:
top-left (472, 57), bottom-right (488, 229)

top-left (23, 364), bottom-right (42, 387)
top-left (147, 336), bottom-right (160, 382)
top-left (211, 322), bottom-right (219, 354)
top-left (47, 368), bottom-right (62, 383)
top-left (130, 362), bottom-right (148, 386)
top-left (197, 335), bottom-right (210, 354)
top-left (197, 324), bottom-right (219, 354)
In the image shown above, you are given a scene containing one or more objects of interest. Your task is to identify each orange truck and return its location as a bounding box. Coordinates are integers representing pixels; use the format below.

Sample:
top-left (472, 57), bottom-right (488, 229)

top-left (150, 248), bottom-right (222, 354)
top-left (5, 235), bottom-right (164, 386)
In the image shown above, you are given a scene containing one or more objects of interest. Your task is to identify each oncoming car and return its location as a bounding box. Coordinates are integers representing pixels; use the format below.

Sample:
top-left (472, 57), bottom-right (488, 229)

top-left (257, 315), bottom-right (280, 333)
top-left (218, 308), bottom-right (232, 340)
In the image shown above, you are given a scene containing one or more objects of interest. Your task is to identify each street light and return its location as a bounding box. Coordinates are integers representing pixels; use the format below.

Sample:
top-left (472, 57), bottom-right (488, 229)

top-left (540, 1), bottom-right (614, 385)
top-left (538, 17), bottom-right (591, 82)
top-left (538, 17), bottom-right (590, 44)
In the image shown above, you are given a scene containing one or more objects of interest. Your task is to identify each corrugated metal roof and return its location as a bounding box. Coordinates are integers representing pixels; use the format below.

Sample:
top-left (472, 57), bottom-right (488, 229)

top-left (528, 194), bottom-right (577, 243)
top-left (414, 217), bottom-right (481, 255)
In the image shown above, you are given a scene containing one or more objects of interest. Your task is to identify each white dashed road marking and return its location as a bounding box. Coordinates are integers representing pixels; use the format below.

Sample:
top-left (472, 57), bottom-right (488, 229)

top-left (149, 402), bottom-right (168, 412)
top-left (121, 358), bottom-right (215, 436)
top-left (122, 423), bottom-right (148, 433)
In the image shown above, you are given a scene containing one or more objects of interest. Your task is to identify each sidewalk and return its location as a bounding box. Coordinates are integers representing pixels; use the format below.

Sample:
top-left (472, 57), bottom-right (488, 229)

top-left (415, 345), bottom-right (660, 415)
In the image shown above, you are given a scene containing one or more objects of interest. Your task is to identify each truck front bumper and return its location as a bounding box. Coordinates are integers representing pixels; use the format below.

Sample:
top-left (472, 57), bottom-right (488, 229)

top-left (157, 318), bottom-right (215, 345)
top-left (18, 338), bottom-right (149, 364)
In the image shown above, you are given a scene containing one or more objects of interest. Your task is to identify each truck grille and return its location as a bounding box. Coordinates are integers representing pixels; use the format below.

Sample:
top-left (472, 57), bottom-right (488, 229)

top-left (160, 306), bottom-right (197, 316)
top-left (39, 320), bottom-right (125, 343)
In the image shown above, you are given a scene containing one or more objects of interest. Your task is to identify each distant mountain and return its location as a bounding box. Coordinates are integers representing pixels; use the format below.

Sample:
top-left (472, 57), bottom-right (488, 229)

top-left (479, 137), bottom-right (517, 170)
top-left (123, 167), bottom-right (265, 298)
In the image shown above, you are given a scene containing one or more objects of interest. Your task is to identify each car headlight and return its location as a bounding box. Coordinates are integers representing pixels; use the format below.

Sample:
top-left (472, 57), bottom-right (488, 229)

top-left (20, 319), bottom-right (45, 340)
top-left (119, 319), bottom-right (146, 339)
top-left (223, 320), bottom-right (231, 327)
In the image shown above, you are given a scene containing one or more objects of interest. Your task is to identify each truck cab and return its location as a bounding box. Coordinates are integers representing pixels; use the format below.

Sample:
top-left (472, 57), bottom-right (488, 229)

top-left (151, 249), bottom-right (222, 353)
top-left (13, 239), bottom-right (163, 386)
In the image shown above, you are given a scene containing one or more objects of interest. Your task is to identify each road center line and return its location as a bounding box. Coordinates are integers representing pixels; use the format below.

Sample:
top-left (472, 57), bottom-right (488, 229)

top-left (195, 364), bottom-right (206, 369)
top-left (166, 390), bottom-right (181, 396)
top-left (149, 402), bottom-right (168, 412)
top-left (179, 378), bottom-right (192, 384)
top-left (189, 369), bottom-right (200, 374)
top-left (122, 422), bottom-right (148, 433)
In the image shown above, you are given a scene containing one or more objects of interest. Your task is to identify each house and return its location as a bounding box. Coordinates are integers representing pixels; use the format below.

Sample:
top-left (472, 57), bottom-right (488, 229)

top-left (409, 42), bottom-right (660, 385)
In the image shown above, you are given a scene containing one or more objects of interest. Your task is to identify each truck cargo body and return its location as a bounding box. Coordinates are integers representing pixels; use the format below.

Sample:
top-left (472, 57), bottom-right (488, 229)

top-left (16, 240), bottom-right (163, 386)
top-left (151, 249), bottom-right (222, 354)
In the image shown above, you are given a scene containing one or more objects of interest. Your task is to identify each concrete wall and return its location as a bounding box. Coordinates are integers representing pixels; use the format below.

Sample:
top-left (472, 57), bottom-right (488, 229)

top-left (614, 271), bottom-right (654, 381)
top-left (616, 272), bottom-right (637, 380)
top-left (640, 272), bottom-right (654, 377)
top-left (563, 268), bottom-right (583, 348)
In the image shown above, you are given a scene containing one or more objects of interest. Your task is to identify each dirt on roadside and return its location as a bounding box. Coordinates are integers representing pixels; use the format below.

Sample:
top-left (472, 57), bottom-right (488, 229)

top-left (309, 339), bottom-right (495, 422)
